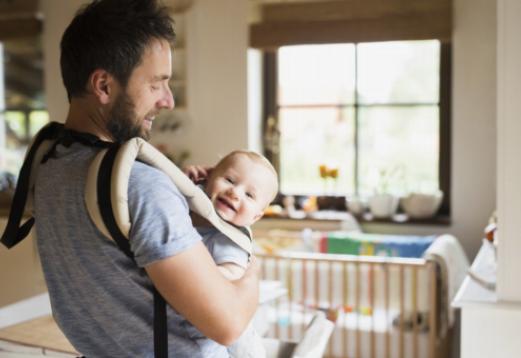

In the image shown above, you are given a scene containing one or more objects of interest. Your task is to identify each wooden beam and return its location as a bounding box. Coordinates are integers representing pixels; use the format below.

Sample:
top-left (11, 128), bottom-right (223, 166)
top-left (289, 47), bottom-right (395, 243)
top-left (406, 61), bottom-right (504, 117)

top-left (0, 0), bottom-right (39, 15)
top-left (251, 11), bottom-right (451, 48)
top-left (261, 0), bottom-right (451, 23)
top-left (250, 0), bottom-right (452, 48)
top-left (0, 17), bottom-right (42, 40)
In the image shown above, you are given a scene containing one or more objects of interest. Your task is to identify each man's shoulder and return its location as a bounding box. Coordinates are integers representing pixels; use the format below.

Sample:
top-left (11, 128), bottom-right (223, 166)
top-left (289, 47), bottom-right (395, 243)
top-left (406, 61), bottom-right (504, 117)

top-left (130, 160), bottom-right (176, 188)
top-left (131, 160), bottom-right (166, 177)
top-left (128, 160), bottom-right (186, 207)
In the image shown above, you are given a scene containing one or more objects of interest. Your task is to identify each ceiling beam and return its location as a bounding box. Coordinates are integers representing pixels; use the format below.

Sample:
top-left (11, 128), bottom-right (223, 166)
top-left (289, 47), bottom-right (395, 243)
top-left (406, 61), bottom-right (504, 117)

top-left (0, 16), bottom-right (42, 40)
top-left (250, 0), bottom-right (452, 48)
top-left (0, 0), bottom-right (38, 15)
top-left (260, 0), bottom-right (451, 22)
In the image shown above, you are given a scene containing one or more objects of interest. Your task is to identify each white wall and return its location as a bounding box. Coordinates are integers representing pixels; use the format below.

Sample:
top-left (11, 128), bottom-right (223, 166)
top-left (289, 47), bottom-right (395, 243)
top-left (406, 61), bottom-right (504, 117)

top-left (173, 0), bottom-right (249, 165)
top-left (497, 0), bottom-right (521, 301)
top-left (40, 0), bottom-right (497, 261)
top-left (450, 0), bottom-right (497, 259)
top-left (41, 0), bottom-right (84, 124)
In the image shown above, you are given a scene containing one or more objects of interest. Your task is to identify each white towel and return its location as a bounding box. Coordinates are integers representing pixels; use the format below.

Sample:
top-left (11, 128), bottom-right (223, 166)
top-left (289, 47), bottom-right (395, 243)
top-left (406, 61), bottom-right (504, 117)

top-left (423, 234), bottom-right (469, 337)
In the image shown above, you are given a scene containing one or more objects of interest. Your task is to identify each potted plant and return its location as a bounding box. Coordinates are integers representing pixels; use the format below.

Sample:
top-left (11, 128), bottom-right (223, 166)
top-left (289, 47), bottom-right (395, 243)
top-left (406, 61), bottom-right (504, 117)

top-left (368, 167), bottom-right (400, 219)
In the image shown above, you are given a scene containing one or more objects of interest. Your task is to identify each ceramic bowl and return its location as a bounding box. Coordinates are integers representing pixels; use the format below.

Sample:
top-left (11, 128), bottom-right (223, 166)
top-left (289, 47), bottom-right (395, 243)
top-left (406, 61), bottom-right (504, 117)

top-left (345, 196), bottom-right (367, 216)
top-left (401, 192), bottom-right (443, 219)
top-left (368, 193), bottom-right (399, 218)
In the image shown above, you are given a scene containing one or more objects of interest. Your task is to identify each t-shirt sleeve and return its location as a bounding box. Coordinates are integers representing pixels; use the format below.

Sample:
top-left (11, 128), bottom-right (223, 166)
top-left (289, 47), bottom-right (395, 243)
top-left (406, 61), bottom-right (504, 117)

top-left (128, 162), bottom-right (202, 267)
top-left (202, 229), bottom-right (249, 269)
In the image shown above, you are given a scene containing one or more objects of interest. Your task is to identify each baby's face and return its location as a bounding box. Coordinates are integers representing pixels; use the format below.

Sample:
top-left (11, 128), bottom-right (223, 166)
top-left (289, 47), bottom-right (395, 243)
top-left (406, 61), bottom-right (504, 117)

top-left (206, 155), bottom-right (276, 227)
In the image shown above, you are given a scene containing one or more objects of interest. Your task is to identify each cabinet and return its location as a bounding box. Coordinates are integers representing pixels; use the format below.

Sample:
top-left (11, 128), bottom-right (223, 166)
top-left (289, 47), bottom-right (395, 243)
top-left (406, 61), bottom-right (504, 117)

top-left (453, 242), bottom-right (521, 357)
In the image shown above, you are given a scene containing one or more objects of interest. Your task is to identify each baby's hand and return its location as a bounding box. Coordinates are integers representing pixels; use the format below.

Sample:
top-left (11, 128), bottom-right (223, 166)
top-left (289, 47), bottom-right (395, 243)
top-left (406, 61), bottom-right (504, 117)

top-left (184, 165), bottom-right (212, 183)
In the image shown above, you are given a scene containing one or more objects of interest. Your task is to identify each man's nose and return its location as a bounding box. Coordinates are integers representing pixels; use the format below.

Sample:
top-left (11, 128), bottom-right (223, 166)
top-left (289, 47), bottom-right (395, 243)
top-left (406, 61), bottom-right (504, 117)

top-left (158, 86), bottom-right (175, 110)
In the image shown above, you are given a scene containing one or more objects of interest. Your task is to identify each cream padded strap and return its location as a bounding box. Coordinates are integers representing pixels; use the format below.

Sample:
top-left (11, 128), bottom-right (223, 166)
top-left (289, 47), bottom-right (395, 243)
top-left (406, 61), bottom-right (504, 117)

top-left (85, 138), bottom-right (253, 255)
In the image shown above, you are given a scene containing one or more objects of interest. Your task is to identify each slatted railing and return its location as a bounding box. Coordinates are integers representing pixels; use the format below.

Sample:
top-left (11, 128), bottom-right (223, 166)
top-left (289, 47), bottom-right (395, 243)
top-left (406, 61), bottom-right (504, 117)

top-left (258, 251), bottom-right (439, 358)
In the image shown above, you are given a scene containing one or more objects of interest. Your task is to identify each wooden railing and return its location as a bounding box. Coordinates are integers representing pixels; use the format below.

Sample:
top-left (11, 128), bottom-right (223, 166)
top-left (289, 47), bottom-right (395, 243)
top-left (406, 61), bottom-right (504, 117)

top-left (257, 251), bottom-right (440, 358)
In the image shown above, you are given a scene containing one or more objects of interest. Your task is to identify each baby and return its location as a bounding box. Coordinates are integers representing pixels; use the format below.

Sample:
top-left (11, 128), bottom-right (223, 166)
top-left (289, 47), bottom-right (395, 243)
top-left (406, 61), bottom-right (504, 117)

top-left (184, 150), bottom-right (278, 358)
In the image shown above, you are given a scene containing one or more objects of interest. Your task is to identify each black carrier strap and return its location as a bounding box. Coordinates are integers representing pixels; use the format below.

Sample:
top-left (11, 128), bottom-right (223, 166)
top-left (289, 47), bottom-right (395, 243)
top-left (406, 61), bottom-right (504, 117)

top-left (1, 122), bottom-right (115, 248)
top-left (154, 289), bottom-right (169, 358)
top-left (1, 122), bottom-right (63, 248)
top-left (0, 122), bottom-right (168, 358)
top-left (96, 144), bottom-right (168, 358)
top-left (97, 145), bottom-right (133, 257)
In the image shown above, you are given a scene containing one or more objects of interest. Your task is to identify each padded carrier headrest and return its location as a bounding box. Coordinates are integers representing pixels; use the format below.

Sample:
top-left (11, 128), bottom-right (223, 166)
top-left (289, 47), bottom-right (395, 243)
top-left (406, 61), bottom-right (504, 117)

top-left (85, 137), bottom-right (253, 255)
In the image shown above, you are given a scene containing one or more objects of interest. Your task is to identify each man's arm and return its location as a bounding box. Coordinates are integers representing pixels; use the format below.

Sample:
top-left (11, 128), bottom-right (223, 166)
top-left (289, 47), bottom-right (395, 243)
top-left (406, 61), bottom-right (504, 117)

top-left (145, 242), bottom-right (259, 346)
top-left (217, 262), bottom-right (246, 281)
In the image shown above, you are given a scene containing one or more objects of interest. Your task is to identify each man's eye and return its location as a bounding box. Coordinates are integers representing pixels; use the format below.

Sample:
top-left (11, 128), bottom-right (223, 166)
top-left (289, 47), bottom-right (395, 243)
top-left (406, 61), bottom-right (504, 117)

top-left (151, 85), bottom-right (159, 91)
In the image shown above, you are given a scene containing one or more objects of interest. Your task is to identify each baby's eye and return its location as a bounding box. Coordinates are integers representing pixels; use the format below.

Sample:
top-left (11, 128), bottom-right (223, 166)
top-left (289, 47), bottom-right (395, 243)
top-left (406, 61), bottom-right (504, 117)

top-left (225, 177), bottom-right (234, 184)
top-left (246, 192), bottom-right (254, 199)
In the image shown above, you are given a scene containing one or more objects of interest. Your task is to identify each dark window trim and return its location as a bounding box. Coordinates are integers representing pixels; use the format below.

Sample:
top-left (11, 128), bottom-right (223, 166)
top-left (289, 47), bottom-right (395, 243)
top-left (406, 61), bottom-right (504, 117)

top-left (262, 50), bottom-right (279, 172)
top-left (263, 40), bottom-right (452, 218)
top-left (438, 42), bottom-right (452, 217)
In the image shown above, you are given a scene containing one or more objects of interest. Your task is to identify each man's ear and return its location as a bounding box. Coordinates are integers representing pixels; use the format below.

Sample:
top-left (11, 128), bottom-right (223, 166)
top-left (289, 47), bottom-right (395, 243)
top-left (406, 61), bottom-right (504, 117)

top-left (89, 69), bottom-right (116, 104)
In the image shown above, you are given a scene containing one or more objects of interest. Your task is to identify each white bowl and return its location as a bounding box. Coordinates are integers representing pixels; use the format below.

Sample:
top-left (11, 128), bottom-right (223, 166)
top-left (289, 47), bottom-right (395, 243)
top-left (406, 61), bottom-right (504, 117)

top-left (368, 193), bottom-right (399, 219)
top-left (401, 192), bottom-right (443, 219)
top-left (346, 196), bottom-right (367, 216)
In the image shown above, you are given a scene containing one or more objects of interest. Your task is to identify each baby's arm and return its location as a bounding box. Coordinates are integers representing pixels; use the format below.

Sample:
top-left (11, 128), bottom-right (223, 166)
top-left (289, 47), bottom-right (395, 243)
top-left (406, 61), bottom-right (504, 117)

top-left (207, 230), bottom-right (249, 281)
top-left (218, 262), bottom-right (247, 281)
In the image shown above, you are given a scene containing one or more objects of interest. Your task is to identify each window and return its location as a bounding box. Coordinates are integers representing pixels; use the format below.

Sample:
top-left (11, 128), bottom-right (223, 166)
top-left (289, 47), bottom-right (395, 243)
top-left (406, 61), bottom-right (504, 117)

top-left (265, 40), bottom-right (451, 215)
top-left (1, 36), bottom-right (48, 177)
top-left (3, 110), bottom-right (49, 175)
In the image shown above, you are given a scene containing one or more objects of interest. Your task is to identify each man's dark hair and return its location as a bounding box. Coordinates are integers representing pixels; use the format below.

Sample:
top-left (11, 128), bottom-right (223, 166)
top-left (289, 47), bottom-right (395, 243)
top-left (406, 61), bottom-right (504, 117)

top-left (60, 0), bottom-right (176, 100)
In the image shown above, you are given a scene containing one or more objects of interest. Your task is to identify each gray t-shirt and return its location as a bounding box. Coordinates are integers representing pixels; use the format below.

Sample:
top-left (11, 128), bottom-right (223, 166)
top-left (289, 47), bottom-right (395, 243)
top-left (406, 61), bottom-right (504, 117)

top-left (199, 227), bottom-right (249, 269)
top-left (34, 143), bottom-right (228, 358)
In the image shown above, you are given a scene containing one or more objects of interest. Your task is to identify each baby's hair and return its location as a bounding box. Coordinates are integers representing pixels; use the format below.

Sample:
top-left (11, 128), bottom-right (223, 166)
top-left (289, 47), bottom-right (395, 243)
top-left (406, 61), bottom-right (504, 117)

top-left (214, 150), bottom-right (279, 201)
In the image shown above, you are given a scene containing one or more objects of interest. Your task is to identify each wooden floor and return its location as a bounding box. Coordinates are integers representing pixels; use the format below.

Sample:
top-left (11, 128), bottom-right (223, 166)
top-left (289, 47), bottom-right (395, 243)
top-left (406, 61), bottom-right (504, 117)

top-left (0, 315), bottom-right (77, 356)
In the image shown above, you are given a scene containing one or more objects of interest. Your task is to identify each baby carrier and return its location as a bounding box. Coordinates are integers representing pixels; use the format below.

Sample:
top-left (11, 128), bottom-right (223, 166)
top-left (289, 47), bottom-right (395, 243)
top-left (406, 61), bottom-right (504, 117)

top-left (0, 122), bottom-right (253, 357)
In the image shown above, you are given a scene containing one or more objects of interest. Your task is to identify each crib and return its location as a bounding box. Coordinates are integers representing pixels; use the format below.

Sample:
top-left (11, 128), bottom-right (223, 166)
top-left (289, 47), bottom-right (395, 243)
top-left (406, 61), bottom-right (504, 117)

top-left (256, 232), bottom-right (453, 358)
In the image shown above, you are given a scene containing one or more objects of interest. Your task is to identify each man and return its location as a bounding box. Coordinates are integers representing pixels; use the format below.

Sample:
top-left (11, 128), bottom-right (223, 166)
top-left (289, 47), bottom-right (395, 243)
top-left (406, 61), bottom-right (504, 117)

top-left (34, 0), bottom-right (259, 356)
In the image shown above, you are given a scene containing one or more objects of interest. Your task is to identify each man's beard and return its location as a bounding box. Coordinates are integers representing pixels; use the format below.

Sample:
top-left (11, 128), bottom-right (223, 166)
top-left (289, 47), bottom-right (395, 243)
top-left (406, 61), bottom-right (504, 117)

top-left (106, 91), bottom-right (150, 142)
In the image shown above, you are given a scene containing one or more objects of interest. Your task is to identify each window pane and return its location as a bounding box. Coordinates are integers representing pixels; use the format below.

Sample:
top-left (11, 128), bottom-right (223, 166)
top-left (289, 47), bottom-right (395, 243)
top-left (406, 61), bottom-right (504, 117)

top-left (2, 111), bottom-right (28, 175)
top-left (29, 110), bottom-right (49, 137)
top-left (357, 40), bottom-right (440, 104)
top-left (358, 106), bottom-right (439, 197)
top-left (279, 107), bottom-right (355, 195)
top-left (278, 44), bottom-right (355, 105)
top-left (4, 111), bottom-right (26, 142)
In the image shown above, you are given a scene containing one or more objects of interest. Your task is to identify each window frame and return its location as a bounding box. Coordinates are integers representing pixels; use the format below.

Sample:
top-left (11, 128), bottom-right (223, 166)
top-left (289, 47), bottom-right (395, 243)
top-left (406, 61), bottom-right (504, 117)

top-left (263, 41), bottom-right (452, 218)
